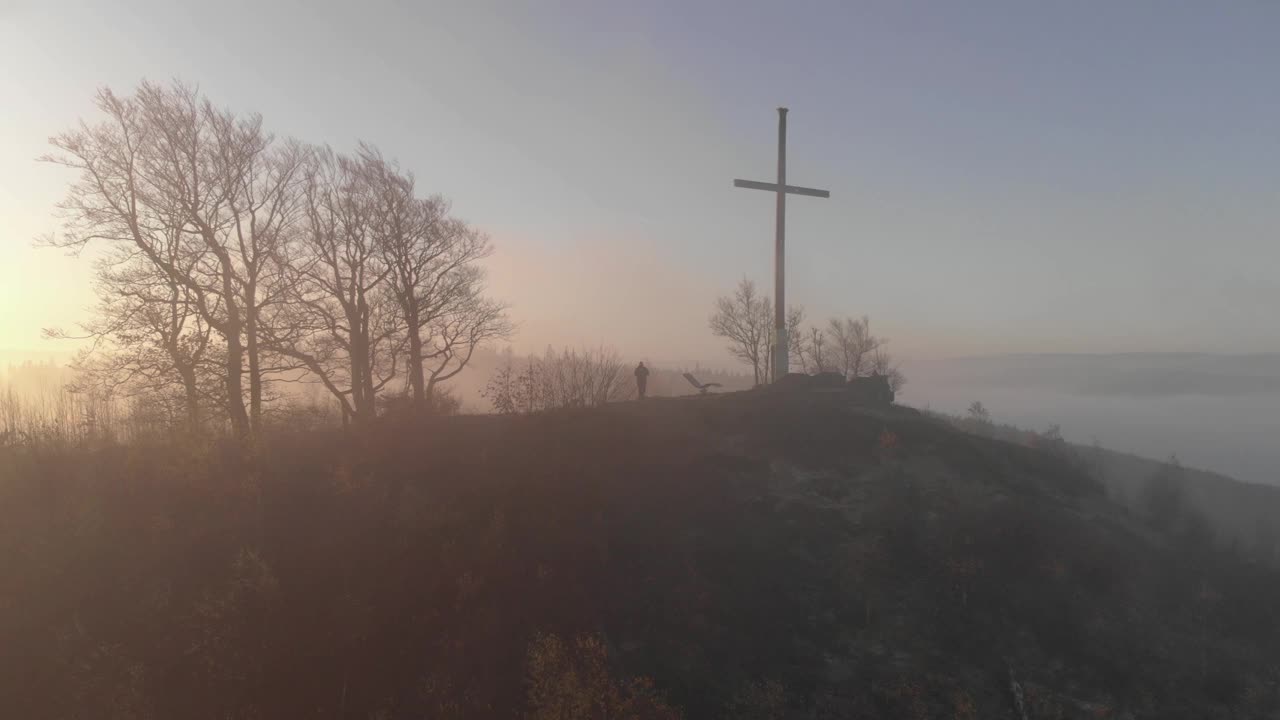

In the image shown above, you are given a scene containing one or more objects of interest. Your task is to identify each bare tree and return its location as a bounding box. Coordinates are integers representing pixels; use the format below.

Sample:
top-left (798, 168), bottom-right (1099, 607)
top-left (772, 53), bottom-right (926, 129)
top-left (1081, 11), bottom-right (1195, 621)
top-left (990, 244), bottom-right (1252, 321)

top-left (802, 326), bottom-right (830, 374)
top-left (43, 82), bottom-right (305, 440)
top-left (270, 146), bottom-right (402, 425)
top-left (966, 401), bottom-right (993, 436)
top-left (47, 249), bottom-right (216, 434)
top-left (710, 279), bottom-right (772, 385)
top-left (539, 346), bottom-right (633, 408)
top-left (418, 275), bottom-right (513, 400)
top-left (826, 315), bottom-right (882, 380)
top-left (869, 347), bottom-right (906, 393)
top-left (365, 148), bottom-right (511, 411)
top-left (45, 82), bottom-right (506, 435)
top-left (710, 279), bottom-right (808, 384)
top-left (482, 349), bottom-right (542, 415)
top-left (482, 346), bottom-right (631, 413)
top-left (136, 82), bottom-right (306, 433)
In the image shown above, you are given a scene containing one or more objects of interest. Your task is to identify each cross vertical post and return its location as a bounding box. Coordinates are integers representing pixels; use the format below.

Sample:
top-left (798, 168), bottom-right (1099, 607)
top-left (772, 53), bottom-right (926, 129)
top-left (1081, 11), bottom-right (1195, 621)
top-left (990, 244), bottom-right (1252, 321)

top-left (774, 108), bottom-right (788, 381)
top-left (733, 108), bottom-right (829, 384)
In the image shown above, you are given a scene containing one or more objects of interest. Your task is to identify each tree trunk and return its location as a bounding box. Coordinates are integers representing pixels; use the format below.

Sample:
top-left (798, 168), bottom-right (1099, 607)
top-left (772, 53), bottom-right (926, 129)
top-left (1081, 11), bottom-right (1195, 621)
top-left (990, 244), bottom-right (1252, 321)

top-left (213, 245), bottom-right (249, 440)
top-left (224, 308), bottom-right (249, 439)
top-left (348, 301), bottom-right (373, 423)
top-left (407, 307), bottom-right (425, 408)
top-left (358, 301), bottom-right (376, 418)
top-left (350, 337), bottom-right (370, 421)
top-left (179, 364), bottom-right (201, 435)
top-left (245, 285), bottom-right (262, 432)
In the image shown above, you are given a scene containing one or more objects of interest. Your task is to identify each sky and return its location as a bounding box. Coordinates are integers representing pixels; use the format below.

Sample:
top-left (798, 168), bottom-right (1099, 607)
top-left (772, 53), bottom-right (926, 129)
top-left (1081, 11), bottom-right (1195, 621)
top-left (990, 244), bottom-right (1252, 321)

top-left (2, 0), bottom-right (1279, 370)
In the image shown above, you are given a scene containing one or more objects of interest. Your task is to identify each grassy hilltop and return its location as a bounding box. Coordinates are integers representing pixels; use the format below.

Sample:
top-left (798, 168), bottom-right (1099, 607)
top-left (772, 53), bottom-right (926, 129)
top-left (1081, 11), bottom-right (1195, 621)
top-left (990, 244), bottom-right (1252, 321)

top-left (3, 390), bottom-right (1279, 718)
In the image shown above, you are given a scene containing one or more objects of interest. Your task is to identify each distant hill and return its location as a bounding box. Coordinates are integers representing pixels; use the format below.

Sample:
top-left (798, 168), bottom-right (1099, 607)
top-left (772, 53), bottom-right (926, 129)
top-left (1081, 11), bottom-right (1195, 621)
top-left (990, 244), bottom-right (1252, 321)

top-left (920, 352), bottom-right (1280, 398)
top-left (4, 389), bottom-right (1279, 717)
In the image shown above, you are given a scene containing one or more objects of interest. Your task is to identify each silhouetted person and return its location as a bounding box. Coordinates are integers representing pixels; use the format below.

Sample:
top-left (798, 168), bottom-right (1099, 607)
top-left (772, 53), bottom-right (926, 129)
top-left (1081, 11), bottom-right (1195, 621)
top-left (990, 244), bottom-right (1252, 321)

top-left (634, 361), bottom-right (650, 399)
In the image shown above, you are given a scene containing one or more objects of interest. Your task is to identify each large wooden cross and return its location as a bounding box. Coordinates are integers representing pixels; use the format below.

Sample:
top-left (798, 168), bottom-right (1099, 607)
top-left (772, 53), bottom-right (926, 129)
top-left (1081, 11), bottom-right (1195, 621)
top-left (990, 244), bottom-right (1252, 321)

top-left (733, 107), bottom-right (830, 381)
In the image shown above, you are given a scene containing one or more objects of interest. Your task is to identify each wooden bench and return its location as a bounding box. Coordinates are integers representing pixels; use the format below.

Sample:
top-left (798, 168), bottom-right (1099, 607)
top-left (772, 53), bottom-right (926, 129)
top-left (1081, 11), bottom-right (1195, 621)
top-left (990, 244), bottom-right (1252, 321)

top-left (683, 372), bottom-right (723, 395)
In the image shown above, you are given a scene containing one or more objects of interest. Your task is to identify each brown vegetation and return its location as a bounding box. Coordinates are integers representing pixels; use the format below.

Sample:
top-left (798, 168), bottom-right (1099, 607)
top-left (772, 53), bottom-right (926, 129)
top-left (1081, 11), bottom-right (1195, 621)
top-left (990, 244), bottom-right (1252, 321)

top-left (3, 391), bottom-right (1279, 718)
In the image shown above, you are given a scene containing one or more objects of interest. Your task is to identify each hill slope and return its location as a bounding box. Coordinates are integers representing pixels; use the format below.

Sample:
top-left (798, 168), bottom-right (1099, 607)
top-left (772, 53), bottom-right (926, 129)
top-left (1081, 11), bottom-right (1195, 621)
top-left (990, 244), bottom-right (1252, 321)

top-left (3, 391), bottom-right (1279, 718)
top-left (1092, 446), bottom-right (1280, 555)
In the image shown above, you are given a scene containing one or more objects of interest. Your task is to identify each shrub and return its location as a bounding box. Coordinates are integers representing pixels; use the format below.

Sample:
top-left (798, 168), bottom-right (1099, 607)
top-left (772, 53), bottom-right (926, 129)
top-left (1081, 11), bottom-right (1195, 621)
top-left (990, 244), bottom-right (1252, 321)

top-left (526, 632), bottom-right (681, 720)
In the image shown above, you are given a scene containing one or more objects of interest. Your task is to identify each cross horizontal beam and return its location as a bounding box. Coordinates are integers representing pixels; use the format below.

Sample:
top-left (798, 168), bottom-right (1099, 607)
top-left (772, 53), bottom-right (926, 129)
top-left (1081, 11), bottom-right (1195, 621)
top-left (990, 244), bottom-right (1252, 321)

top-left (733, 178), bottom-right (830, 198)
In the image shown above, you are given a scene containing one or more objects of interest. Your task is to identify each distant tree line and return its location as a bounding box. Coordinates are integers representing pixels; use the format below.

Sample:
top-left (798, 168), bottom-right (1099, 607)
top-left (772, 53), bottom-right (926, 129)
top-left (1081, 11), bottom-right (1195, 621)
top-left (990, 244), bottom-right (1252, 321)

top-left (482, 346), bottom-right (634, 414)
top-left (709, 278), bottom-right (905, 390)
top-left (41, 81), bottom-right (511, 441)
top-left (480, 346), bottom-right (758, 413)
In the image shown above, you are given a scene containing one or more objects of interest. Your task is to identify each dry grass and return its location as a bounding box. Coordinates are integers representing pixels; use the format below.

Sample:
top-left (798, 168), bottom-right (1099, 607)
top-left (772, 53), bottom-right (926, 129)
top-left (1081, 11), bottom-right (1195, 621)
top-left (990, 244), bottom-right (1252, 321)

top-left (4, 389), bottom-right (1280, 718)
top-left (0, 378), bottom-right (358, 447)
top-left (0, 384), bottom-right (130, 446)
